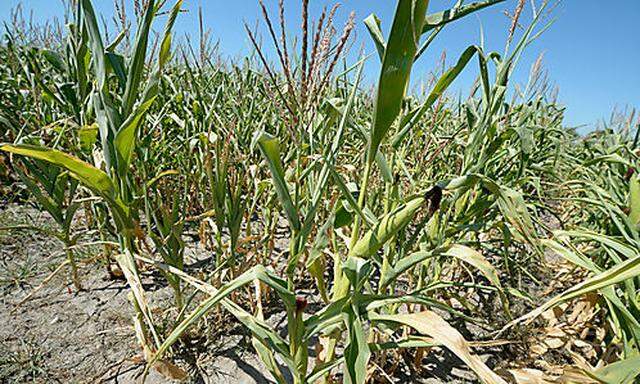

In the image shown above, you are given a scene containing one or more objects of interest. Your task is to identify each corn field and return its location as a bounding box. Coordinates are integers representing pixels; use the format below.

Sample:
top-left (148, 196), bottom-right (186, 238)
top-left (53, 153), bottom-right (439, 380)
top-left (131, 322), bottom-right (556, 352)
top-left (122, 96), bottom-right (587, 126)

top-left (1, 0), bottom-right (639, 383)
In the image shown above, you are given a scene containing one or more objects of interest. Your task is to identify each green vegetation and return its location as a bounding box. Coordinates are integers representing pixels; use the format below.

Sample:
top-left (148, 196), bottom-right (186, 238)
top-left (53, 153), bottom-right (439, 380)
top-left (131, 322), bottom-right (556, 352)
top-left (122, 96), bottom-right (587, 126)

top-left (1, 0), bottom-right (639, 383)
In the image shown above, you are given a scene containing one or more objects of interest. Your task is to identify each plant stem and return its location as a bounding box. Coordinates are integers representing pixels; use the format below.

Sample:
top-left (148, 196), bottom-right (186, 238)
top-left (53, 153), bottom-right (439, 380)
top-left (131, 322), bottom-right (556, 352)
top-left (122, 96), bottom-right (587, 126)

top-left (349, 160), bottom-right (372, 249)
top-left (65, 245), bottom-right (81, 290)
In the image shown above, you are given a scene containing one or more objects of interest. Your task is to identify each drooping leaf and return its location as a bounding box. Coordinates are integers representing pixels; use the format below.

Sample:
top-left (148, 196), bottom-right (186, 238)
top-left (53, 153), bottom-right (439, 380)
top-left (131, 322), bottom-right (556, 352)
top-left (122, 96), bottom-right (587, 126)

top-left (422, 0), bottom-right (506, 33)
top-left (363, 13), bottom-right (385, 61)
top-left (371, 311), bottom-right (508, 384)
top-left (1, 144), bottom-right (115, 198)
top-left (504, 255), bottom-right (640, 330)
top-left (146, 263), bottom-right (296, 371)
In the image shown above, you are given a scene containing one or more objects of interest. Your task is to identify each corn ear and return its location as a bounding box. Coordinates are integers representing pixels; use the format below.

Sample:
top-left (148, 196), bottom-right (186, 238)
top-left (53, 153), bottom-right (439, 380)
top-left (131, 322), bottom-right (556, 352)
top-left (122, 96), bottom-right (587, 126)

top-left (348, 196), bottom-right (425, 258)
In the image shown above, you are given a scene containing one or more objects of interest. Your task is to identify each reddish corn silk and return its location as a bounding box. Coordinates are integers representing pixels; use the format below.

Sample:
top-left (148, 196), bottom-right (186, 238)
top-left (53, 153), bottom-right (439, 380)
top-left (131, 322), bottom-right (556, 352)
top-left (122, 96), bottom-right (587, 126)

top-left (295, 296), bottom-right (308, 313)
top-left (625, 167), bottom-right (635, 181)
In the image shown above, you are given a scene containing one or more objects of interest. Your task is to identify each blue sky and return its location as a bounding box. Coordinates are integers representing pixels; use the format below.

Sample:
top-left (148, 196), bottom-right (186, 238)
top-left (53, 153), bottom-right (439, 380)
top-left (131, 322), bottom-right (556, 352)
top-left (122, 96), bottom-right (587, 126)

top-left (1, 1), bottom-right (638, 130)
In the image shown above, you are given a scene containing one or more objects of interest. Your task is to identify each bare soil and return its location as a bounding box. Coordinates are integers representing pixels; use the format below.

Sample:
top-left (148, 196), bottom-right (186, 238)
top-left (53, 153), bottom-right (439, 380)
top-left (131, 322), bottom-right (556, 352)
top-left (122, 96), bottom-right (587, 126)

top-left (0, 204), bottom-right (274, 383)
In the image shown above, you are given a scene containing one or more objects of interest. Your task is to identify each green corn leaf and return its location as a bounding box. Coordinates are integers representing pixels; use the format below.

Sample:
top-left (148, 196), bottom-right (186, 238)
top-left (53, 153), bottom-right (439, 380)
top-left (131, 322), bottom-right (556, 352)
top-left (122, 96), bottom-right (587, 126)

top-left (252, 338), bottom-right (288, 384)
top-left (122, 0), bottom-right (156, 118)
top-left (306, 215), bottom-right (335, 303)
top-left (78, 123), bottom-right (99, 152)
top-left (343, 306), bottom-right (371, 384)
top-left (584, 153), bottom-right (634, 168)
top-left (334, 201), bottom-right (355, 228)
top-left (327, 164), bottom-right (377, 229)
top-left (380, 244), bottom-right (503, 295)
top-left (557, 229), bottom-right (638, 260)
top-left (41, 49), bottom-right (66, 73)
top-left (367, 0), bottom-right (429, 164)
top-left (440, 174), bottom-right (540, 251)
top-left (138, 0), bottom-right (183, 105)
top-left (343, 257), bottom-right (372, 292)
top-left (256, 132), bottom-right (301, 232)
top-left (307, 358), bottom-right (344, 383)
top-left (1, 144), bottom-right (115, 199)
top-left (106, 52), bottom-right (127, 89)
top-left (375, 151), bottom-right (393, 183)
top-left (1, 143), bottom-right (134, 232)
top-left (380, 247), bottom-right (441, 288)
top-left (541, 238), bottom-right (597, 272)
top-left (589, 355), bottom-right (640, 384)
top-left (80, 0), bottom-right (108, 90)
top-left (114, 98), bottom-right (156, 175)
top-left (302, 297), bottom-right (349, 341)
top-left (629, 174), bottom-right (640, 228)
top-left (364, 292), bottom-right (475, 323)
top-left (13, 164), bottom-right (63, 224)
top-left (82, 0), bottom-right (122, 171)
top-left (422, 0), bottom-right (506, 33)
top-left (371, 336), bottom-right (437, 352)
top-left (363, 14), bottom-right (385, 61)
top-left (105, 28), bottom-right (127, 52)
top-left (392, 45), bottom-right (483, 148)
top-left (148, 264), bottom-right (295, 370)
top-left (146, 169), bottom-right (179, 189)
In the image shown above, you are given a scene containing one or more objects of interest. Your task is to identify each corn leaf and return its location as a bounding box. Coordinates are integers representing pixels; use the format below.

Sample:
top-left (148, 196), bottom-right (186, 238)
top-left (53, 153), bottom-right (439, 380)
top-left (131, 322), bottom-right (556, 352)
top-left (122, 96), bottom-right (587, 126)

top-left (256, 132), bottom-right (301, 232)
top-left (422, 0), bottom-right (506, 33)
top-left (363, 14), bottom-right (385, 61)
top-left (629, 175), bottom-right (640, 228)
top-left (1, 144), bottom-right (115, 198)
top-left (367, 0), bottom-right (429, 164)
top-left (148, 264), bottom-right (296, 371)
top-left (121, 0), bottom-right (155, 117)
top-left (343, 306), bottom-right (371, 384)
top-left (114, 98), bottom-right (156, 175)
top-left (590, 356), bottom-right (640, 384)
top-left (392, 45), bottom-right (485, 148)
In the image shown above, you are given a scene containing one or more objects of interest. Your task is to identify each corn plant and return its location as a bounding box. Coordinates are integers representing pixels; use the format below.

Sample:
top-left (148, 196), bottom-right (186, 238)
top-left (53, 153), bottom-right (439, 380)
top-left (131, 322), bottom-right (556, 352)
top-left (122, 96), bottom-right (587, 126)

top-left (1, 0), bottom-right (183, 361)
top-left (1, 155), bottom-right (82, 289)
top-left (136, 1), bottom-right (536, 383)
